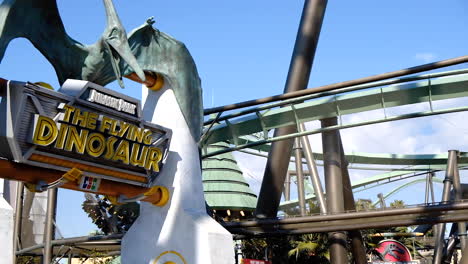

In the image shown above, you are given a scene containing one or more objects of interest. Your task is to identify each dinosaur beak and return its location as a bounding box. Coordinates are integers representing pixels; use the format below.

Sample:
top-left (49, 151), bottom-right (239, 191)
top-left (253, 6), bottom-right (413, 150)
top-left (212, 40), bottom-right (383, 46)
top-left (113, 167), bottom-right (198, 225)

top-left (103, 0), bottom-right (146, 87)
top-left (105, 32), bottom-right (146, 83)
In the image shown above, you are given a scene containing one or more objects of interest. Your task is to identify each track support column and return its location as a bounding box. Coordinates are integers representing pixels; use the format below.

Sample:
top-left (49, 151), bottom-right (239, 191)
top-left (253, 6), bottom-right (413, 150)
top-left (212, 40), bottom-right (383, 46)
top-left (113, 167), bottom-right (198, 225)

top-left (43, 188), bottom-right (58, 264)
top-left (255, 0), bottom-right (327, 217)
top-left (284, 172), bottom-right (291, 201)
top-left (434, 150), bottom-right (457, 264)
top-left (452, 151), bottom-right (467, 250)
top-left (338, 134), bottom-right (367, 264)
top-left (321, 117), bottom-right (347, 264)
top-left (12, 182), bottom-right (24, 264)
top-left (299, 123), bottom-right (327, 214)
top-left (294, 138), bottom-right (307, 216)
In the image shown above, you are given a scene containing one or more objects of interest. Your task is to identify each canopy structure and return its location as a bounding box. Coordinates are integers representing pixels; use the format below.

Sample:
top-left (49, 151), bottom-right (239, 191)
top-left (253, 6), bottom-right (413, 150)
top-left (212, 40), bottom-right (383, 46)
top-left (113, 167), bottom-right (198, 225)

top-left (202, 142), bottom-right (257, 218)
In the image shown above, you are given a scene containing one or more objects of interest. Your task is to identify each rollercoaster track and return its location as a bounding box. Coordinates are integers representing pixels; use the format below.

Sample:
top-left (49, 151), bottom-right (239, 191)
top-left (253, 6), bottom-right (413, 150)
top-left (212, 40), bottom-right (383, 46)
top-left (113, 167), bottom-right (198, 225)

top-left (200, 68), bottom-right (468, 215)
top-left (370, 178), bottom-right (444, 207)
top-left (200, 69), bottom-right (468, 159)
top-left (279, 168), bottom-right (459, 210)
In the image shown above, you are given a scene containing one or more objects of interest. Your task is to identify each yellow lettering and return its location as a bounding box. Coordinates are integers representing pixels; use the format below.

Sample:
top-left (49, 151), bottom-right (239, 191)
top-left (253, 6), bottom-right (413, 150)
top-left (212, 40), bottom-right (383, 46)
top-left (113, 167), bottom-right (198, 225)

top-left (112, 140), bottom-right (130, 164)
top-left (54, 123), bottom-right (69, 149)
top-left (109, 119), bottom-right (118, 136)
top-left (64, 126), bottom-right (89, 154)
top-left (87, 112), bottom-right (98, 130)
top-left (61, 105), bottom-right (75, 123)
top-left (104, 136), bottom-right (118, 159)
top-left (32, 115), bottom-right (58, 146)
top-left (145, 147), bottom-right (162, 172)
top-left (143, 130), bottom-right (153, 145)
top-left (71, 108), bottom-right (88, 128)
top-left (99, 116), bottom-right (113, 133)
top-left (117, 121), bottom-right (131, 138)
top-left (130, 144), bottom-right (148, 167)
top-left (86, 133), bottom-right (106, 157)
top-left (130, 125), bottom-right (145, 143)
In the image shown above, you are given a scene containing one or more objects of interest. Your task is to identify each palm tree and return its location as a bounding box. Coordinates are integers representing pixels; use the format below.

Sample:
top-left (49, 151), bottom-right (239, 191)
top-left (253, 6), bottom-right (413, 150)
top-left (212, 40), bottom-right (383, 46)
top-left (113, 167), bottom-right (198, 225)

top-left (288, 233), bottom-right (330, 263)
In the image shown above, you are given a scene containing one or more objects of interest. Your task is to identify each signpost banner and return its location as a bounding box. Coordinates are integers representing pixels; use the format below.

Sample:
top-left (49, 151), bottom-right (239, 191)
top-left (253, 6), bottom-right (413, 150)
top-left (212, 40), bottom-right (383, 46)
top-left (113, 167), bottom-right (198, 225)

top-left (0, 79), bottom-right (171, 190)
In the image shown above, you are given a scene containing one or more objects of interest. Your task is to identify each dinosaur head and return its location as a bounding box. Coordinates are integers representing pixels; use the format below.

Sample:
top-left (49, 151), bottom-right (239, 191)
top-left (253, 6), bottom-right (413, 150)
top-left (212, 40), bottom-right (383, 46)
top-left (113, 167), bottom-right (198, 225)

top-left (102, 0), bottom-right (145, 88)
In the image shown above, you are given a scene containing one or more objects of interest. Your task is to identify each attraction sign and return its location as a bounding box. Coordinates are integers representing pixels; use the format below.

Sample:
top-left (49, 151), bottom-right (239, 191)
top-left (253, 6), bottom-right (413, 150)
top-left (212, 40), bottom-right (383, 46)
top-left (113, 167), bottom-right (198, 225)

top-left (0, 79), bottom-right (171, 198)
top-left (371, 239), bottom-right (417, 264)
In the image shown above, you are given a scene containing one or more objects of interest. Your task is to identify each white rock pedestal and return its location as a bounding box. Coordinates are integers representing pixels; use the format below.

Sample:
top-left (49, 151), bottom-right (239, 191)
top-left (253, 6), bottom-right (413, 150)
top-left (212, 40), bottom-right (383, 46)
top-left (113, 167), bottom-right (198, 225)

top-left (121, 85), bottom-right (234, 264)
top-left (0, 196), bottom-right (14, 264)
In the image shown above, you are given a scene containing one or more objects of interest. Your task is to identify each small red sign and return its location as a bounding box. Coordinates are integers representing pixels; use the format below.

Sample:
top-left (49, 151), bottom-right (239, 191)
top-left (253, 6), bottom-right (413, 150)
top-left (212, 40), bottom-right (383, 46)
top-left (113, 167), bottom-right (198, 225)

top-left (242, 259), bottom-right (272, 264)
top-left (374, 239), bottom-right (412, 262)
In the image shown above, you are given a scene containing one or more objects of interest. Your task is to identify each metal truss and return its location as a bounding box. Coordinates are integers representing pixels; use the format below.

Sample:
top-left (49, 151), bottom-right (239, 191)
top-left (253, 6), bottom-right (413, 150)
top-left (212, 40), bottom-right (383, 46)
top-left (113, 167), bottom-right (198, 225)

top-left (201, 69), bottom-right (468, 159)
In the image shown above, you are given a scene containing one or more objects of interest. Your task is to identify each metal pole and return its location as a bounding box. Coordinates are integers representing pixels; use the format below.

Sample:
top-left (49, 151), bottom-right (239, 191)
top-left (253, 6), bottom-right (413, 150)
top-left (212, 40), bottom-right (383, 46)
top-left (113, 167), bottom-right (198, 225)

top-left (17, 233), bottom-right (124, 255)
top-left (377, 193), bottom-right (386, 209)
top-left (12, 182), bottom-right (24, 264)
top-left (430, 172), bottom-right (436, 203)
top-left (255, 0), bottom-right (327, 217)
top-left (299, 123), bottom-right (327, 214)
top-left (434, 150), bottom-right (457, 264)
top-left (43, 188), bottom-right (58, 264)
top-left (426, 173), bottom-right (431, 204)
top-left (294, 138), bottom-right (307, 216)
top-left (284, 172), bottom-right (291, 201)
top-left (338, 134), bottom-right (366, 264)
top-left (321, 117), bottom-right (347, 264)
top-left (226, 201), bottom-right (468, 229)
top-left (444, 235), bottom-right (457, 264)
top-left (452, 151), bottom-right (467, 250)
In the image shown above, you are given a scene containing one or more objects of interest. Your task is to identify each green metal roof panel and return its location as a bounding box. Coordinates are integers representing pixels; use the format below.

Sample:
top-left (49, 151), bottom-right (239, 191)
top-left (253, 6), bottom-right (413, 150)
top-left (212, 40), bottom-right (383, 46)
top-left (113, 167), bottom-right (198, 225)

top-left (203, 161), bottom-right (242, 171)
top-left (203, 182), bottom-right (255, 194)
top-left (201, 141), bottom-right (258, 210)
top-left (202, 170), bottom-right (245, 181)
top-left (205, 193), bottom-right (257, 210)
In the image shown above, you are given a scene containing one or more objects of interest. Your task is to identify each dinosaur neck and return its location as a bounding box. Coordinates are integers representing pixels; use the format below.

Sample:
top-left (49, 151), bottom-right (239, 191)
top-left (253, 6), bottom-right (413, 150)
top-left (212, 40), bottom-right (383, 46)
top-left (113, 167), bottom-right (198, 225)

top-left (80, 40), bottom-right (116, 86)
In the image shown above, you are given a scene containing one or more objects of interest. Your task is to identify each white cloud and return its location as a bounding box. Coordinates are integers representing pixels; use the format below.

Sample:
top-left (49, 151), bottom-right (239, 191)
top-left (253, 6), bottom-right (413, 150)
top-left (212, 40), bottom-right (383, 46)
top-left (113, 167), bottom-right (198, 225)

top-left (414, 52), bottom-right (437, 63)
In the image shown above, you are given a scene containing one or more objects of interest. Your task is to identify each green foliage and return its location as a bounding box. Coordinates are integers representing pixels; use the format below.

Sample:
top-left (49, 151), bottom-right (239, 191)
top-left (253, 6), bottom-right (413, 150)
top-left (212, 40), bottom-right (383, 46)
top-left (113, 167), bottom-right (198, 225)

top-left (355, 199), bottom-right (375, 211)
top-left (288, 233), bottom-right (330, 263)
top-left (389, 200), bottom-right (406, 209)
top-left (242, 238), bottom-right (268, 259)
top-left (77, 249), bottom-right (118, 264)
top-left (241, 233), bottom-right (330, 263)
top-left (16, 256), bottom-right (41, 264)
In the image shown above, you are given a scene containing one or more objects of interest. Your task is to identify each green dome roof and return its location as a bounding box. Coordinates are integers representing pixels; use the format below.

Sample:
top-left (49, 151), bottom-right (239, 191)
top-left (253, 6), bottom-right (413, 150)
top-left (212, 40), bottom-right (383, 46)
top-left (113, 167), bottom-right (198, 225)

top-left (202, 142), bottom-right (257, 211)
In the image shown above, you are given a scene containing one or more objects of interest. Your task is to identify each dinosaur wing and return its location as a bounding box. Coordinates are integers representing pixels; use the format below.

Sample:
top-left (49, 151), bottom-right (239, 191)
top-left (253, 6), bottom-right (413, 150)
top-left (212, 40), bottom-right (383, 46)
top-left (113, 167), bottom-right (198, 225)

top-left (0, 0), bottom-right (85, 84)
top-left (124, 22), bottom-right (203, 141)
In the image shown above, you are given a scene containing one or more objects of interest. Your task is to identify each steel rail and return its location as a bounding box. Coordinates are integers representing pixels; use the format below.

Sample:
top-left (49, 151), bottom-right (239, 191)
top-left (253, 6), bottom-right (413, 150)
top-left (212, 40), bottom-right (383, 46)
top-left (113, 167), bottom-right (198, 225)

top-left (204, 56), bottom-right (468, 115)
top-left (224, 201), bottom-right (468, 228)
top-left (238, 149), bottom-right (468, 172)
top-left (16, 234), bottom-right (123, 255)
top-left (371, 178), bottom-right (444, 207)
top-left (202, 105), bottom-right (468, 159)
top-left (282, 167), bottom-right (468, 210)
top-left (228, 209), bottom-right (468, 237)
top-left (203, 68), bottom-right (468, 125)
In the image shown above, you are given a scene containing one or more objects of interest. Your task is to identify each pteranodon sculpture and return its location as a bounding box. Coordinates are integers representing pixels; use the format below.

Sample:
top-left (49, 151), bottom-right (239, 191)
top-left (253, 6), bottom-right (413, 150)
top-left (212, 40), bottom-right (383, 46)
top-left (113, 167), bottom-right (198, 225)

top-left (0, 0), bottom-right (203, 140)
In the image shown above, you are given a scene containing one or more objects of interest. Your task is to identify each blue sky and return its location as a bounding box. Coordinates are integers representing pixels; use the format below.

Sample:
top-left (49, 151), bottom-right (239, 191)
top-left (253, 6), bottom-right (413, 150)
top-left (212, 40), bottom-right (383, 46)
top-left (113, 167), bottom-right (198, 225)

top-left (1, 1), bottom-right (468, 237)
